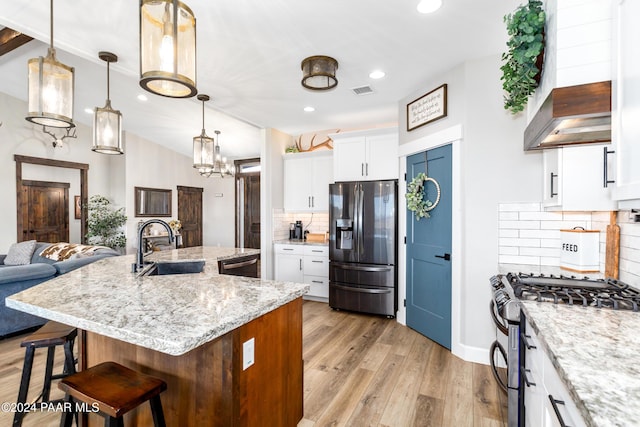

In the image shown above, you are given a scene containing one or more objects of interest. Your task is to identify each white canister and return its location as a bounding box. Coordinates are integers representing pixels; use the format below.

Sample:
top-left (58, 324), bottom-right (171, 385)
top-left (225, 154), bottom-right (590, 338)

top-left (560, 228), bottom-right (600, 273)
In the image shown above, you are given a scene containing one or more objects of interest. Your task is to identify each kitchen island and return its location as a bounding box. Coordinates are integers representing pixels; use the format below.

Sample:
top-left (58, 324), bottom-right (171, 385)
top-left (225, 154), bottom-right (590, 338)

top-left (7, 247), bottom-right (309, 426)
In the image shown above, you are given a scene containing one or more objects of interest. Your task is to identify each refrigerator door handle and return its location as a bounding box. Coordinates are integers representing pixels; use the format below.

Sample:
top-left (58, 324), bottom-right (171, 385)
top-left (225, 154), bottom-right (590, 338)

top-left (332, 263), bottom-right (392, 272)
top-left (332, 284), bottom-right (392, 294)
top-left (357, 183), bottom-right (364, 257)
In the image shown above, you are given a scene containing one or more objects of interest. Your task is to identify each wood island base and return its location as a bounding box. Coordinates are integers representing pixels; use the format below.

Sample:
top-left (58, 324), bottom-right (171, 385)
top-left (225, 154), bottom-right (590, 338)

top-left (78, 298), bottom-right (303, 427)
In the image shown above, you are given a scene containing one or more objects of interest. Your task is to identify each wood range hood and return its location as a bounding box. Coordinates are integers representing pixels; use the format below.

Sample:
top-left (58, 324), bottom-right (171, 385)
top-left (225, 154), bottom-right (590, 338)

top-left (524, 80), bottom-right (611, 151)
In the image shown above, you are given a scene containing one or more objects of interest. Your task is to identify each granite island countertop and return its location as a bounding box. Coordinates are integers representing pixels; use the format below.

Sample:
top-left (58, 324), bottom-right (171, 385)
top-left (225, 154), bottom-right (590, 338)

top-left (521, 301), bottom-right (640, 427)
top-left (6, 247), bottom-right (309, 356)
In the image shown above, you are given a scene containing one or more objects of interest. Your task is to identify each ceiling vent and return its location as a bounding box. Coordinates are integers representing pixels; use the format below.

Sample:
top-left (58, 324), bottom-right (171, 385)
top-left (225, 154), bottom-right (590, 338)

top-left (351, 85), bottom-right (374, 96)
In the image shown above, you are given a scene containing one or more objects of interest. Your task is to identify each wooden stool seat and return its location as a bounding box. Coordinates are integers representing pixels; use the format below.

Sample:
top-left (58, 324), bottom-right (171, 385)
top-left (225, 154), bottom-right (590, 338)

top-left (13, 321), bottom-right (77, 427)
top-left (59, 361), bottom-right (167, 426)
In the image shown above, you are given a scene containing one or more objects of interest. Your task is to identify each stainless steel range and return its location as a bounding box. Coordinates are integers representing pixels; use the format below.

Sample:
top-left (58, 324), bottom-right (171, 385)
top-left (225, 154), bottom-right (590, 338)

top-left (489, 272), bottom-right (640, 427)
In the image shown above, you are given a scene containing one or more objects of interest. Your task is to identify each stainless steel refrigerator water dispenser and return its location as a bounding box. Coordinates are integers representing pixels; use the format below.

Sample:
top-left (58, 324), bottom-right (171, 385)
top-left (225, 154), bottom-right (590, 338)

top-left (335, 219), bottom-right (353, 250)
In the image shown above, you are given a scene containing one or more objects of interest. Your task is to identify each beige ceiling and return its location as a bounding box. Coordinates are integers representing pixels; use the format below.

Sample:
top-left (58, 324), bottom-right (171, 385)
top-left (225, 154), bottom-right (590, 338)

top-left (0, 0), bottom-right (521, 159)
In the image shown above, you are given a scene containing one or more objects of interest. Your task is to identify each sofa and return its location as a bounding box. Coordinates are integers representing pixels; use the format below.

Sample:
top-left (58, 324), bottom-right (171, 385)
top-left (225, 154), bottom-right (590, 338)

top-left (0, 242), bottom-right (120, 337)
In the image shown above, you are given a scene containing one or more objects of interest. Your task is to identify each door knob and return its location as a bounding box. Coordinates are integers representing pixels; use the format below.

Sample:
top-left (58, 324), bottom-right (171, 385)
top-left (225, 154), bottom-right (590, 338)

top-left (435, 253), bottom-right (451, 261)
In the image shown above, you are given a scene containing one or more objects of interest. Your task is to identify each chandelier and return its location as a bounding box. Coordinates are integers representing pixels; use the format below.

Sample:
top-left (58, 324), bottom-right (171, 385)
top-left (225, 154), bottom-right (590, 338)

top-left (25, 0), bottom-right (75, 128)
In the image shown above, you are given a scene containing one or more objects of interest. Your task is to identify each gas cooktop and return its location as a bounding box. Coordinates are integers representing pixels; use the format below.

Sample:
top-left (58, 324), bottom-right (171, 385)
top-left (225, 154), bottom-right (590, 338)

top-left (505, 272), bottom-right (640, 311)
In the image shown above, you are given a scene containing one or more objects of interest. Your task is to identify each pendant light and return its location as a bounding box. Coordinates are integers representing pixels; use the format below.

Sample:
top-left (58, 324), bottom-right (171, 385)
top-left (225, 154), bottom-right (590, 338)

top-left (193, 94), bottom-right (215, 176)
top-left (92, 52), bottom-right (123, 155)
top-left (140, 0), bottom-right (197, 98)
top-left (213, 130), bottom-right (234, 178)
top-left (25, 0), bottom-right (75, 128)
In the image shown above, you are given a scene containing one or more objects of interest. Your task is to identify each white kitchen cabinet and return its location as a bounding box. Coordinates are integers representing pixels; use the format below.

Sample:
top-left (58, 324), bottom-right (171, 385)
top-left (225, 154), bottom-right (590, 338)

top-left (331, 127), bottom-right (398, 182)
top-left (284, 151), bottom-right (333, 212)
top-left (524, 318), bottom-right (587, 427)
top-left (612, 0), bottom-right (640, 205)
top-left (274, 243), bottom-right (329, 301)
top-left (542, 144), bottom-right (617, 211)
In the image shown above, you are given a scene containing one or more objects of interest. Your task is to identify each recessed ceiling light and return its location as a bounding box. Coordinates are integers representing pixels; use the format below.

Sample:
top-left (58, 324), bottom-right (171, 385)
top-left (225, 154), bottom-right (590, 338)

top-left (84, 108), bottom-right (94, 114)
top-left (137, 94), bottom-right (148, 102)
top-left (304, 106), bottom-right (315, 112)
top-left (369, 70), bottom-right (386, 79)
top-left (417, 0), bottom-right (442, 14)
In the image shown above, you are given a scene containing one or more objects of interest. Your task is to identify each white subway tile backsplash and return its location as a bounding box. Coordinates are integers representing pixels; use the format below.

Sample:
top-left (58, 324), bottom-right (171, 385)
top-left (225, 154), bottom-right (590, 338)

top-left (497, 203), bottom-right (640, 282)
top-left (499, 238), bottom-right (541, 248)
top-left (520, 229), bottom-right (561, 239)
top-left (500, 220), bottom-right (541, 230)
top-left (499, 229), bottom-right (519, 238)
top-left (499, 212), bottom-right (519, 221)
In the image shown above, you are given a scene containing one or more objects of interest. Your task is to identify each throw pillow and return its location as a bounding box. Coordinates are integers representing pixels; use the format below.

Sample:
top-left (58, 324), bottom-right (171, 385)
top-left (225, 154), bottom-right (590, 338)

top-left (39, 243), bottom-right (108, 261)
top-left (3, 240), bottom-right (37, 265)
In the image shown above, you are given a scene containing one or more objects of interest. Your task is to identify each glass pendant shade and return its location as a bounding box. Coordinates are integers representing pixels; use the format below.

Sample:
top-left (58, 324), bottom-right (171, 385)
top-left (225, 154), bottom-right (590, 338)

top-left (140, 0), bottom-right (197, 98)
top-left (301, 55), bottom-right (338, 90)
top-left (193, 94), bottom-right (215, 175)
top-left (26, 0), bottom-right (75, 128)
top-left (93, 52), bottom-right (123, 155)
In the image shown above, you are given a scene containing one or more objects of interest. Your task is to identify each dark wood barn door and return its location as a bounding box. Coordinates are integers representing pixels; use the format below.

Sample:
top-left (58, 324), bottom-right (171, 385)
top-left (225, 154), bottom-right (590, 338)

top-left (177, 186), bottom-right (203, 247)
top-left (20, 180), bottom-right (69, 243)
top-left (243, 174), bottom-right (261, 249)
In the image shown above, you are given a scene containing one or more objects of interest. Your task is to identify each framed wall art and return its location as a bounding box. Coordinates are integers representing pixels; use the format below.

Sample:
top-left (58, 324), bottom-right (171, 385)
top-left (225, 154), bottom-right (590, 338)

top-left (74, 195), bottom-right (81, 219)
top-left (407, 84), bottom-right (448, 131)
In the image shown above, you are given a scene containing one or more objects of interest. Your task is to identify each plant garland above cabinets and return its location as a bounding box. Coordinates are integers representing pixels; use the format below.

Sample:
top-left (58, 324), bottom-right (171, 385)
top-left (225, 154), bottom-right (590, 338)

top-left (500, 0), bottom-right (546, 114)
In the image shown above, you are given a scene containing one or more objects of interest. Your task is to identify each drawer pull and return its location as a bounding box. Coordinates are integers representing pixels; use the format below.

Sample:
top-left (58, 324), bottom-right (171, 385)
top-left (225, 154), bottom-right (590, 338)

top-left (548, 395), bottom-right (571, 427)
top-left (311, 260), bottom-right (324, 263)
top-left (311, 280), bottom-right (324, 284)
top-left (283, 248), bottom-right (294, 251)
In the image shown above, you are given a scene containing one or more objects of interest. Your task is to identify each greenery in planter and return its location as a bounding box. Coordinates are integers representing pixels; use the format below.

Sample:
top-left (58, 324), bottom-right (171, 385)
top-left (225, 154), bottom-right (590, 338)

top-left (500, 0), bottom-right (546, 114)
top-left (86, 195), bottom-right (127, 250)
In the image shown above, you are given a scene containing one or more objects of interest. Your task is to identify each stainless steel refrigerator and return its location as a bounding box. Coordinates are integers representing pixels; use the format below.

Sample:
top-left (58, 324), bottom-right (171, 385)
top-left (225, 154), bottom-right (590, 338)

top-left (329, 180), bottom-right (397, 317)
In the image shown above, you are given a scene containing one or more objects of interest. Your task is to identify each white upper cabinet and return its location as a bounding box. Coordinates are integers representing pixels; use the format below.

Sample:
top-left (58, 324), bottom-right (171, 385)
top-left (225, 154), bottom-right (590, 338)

top-left (542, 145), bottom-right (617, 211)
top-left (612, 0), bottom-right (640, 206)
top-left (284, 151), bottom-right (333, 212)
top-left (331, 127), bottom-right (398, 182)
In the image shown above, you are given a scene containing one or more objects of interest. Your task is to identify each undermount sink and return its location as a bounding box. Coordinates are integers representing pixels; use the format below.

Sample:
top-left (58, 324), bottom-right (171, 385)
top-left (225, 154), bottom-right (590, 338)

top-left (142, 260), bottom-right (206, 276)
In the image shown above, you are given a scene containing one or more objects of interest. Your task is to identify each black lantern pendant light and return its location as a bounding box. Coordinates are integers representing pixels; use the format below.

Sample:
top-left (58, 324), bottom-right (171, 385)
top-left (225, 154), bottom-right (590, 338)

top-left (193, 94), bottom-right (215, 177)
top-left (140, 0), bottom-right (197, 98)
top-left (92, 52), bottom-right (123, 155)
top-left (26, 0), bottom-right (75, 128)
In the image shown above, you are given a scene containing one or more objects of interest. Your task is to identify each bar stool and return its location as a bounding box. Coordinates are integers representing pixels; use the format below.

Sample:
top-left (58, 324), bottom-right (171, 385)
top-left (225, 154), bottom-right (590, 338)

top-left (13, 321), bottom-right (77, 427)
top-left (59, 361), bottom-right (167, 427)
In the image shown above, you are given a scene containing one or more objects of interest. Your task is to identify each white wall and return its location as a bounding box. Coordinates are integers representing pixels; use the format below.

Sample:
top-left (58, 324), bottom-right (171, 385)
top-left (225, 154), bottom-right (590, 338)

top-left (122, 132), bottom-right (235, 254)
top-left (0, 92), bottom-right (114, 251)
top-left (398, 55), bottom-right (543, 363)
top-left (260, 128), bottom-right (291, 279)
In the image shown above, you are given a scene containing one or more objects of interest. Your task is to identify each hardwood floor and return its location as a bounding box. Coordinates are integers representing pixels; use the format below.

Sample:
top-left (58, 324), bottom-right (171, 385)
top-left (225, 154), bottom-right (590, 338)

top-left (0, 301), bottom-right (506, 426)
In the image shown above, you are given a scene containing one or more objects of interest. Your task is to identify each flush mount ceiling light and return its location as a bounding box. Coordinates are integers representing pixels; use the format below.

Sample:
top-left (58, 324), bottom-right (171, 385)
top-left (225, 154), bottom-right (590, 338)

top-left (25, 0), bottom-right (75, 128)
top-left (301, 56), bottom-right (338, 91)
top-left (417, 0), bottom-right (442, 14)
top-left (92, 52), bottom-right (123, 155)
top-left (140, 0), bottom-right (197, 98)
top-left (193, 94), bottom-right (215, 177)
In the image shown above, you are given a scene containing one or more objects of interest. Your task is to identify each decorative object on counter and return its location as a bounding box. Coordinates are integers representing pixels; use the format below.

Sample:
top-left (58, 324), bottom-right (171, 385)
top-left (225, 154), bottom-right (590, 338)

top-left (169, 219), bottom-right (182, 232)
top-left (86, 195), bottom-right (127, 250)
top-left (293, 130), bottom-right (339, 152)
top-left (193, 94), bottom-right (215, 176)
top-left (406, 172), bottom-right (440, 220)
top-left (500, 0), bottom-right (545, 114)
top-left (559, 227), bottom-right (599, 273)
top-left (406, 84), bottom-right (447, 131)
top-left (139, 0), bottom-right (197, 98)
top-left (25, 0), bottom-right (75, 129)
top-left (605, 211), bottom-right (620, 279)
top-left (285, 145), bottom-right (299, 153)
top-left (301, 55), bottom-right (338, 90)
top-left (92, 51), bottom-right (124, 155)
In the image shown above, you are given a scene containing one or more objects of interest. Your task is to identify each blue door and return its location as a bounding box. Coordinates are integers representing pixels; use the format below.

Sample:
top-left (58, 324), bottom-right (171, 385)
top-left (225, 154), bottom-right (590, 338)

top-left (406, 145), bottom-right (452, 349)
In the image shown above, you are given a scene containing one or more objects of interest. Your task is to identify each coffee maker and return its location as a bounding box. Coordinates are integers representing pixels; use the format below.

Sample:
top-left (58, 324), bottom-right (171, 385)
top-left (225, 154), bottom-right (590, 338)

top-left (293, 220), bottom-right (303, 240)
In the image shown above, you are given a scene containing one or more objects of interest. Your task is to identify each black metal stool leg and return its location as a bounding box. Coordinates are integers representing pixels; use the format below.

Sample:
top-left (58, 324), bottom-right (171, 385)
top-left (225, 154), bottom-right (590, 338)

top-left (13, 346), bottom-right (35, 427)
top-left (59, 394), bottom-right (74, 427)
top-left (62, 338), bottom-right (77, 376)
top-left (41, 346), bottom-right (56, 402)
top-left (105, 416), bottom-right (123, 427)
top-left (150, 395), bottom-right (167, 427)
